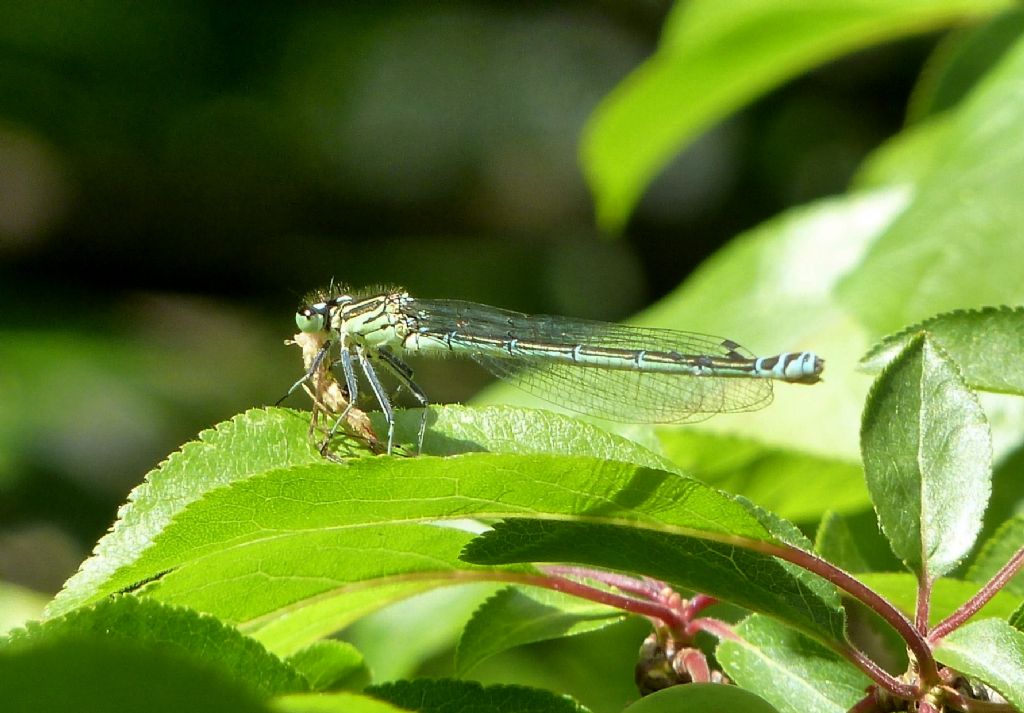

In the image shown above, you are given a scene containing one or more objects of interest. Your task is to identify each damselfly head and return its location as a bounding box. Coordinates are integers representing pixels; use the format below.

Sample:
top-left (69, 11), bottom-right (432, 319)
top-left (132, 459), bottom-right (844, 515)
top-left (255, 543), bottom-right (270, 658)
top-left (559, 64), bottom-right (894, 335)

top-left (295, 294), bottom-right (354, 333)
top-left (295, 304), bottom-right (328, 334)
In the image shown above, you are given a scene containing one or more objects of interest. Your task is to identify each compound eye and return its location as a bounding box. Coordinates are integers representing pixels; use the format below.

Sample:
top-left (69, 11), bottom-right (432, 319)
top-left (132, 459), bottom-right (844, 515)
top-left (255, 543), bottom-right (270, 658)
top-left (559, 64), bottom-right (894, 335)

top-left (295, 309), bottom-right (325, 333)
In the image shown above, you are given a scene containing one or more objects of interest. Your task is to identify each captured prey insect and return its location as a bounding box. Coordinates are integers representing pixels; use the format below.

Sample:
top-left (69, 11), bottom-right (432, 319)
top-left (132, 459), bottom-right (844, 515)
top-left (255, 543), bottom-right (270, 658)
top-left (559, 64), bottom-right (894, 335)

top-left (286, 328), bottom-right (382, 455)
top-left (282, 286), bottom-right (824, 455)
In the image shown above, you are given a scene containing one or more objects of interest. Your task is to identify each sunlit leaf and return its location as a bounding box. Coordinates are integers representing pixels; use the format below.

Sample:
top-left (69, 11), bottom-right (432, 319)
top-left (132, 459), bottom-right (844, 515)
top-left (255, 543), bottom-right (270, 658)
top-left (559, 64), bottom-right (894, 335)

top-left (343, 584), bottom-right (500, 683)
top-left (1010, 603), bottom-right (1024, 631)
top-left (3, 596), bottom-right (306, 696)
top-left (861, 335), bottom-right (991, 577)
top-left (967, 515), bottom-right (1024, 596)
top-left (852, 115), bottom-right (951, 189)
top-left (53, 410), bottom-right (831, 656)
top-left (838, 34), bottom-right (1024, 334)
top-left (582, 0), bottom-right (1010, 231)
top-left (658, 432), bottom-right (867, 522)
top-left (455, 586), bottom-right (624, 675)
top-left (382, 405), bottom-right (674, 470)
top-left (285, 641), bottom-right (369, 692)
top-left (50, 404), bottom-right (671, 622)
top-left (48, 408), bottom-right (324, 618)
top-left (860, 306), bottom-right (1024, 395)
top-left (716, 615), bottom-right (868, 713)
top-left (934, 618), bottom-right (1024, 710)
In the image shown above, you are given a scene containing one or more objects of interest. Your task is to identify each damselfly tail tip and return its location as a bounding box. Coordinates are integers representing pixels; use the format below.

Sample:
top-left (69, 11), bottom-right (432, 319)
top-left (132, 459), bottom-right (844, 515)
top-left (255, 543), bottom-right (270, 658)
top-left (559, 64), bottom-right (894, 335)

top-left (758, 351), bottom-right (824, 384)
top-left (795, 352), bottom-right (824, 385)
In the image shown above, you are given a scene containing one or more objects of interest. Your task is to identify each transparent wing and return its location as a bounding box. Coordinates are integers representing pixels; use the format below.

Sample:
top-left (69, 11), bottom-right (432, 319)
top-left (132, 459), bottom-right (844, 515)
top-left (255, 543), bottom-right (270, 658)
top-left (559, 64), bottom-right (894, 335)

top-left (411, 299), bottom-right (760, 356)
top-left (472, 353), bottom-right (772, 423)
top-left (410, 299), bottom-right (774, 423)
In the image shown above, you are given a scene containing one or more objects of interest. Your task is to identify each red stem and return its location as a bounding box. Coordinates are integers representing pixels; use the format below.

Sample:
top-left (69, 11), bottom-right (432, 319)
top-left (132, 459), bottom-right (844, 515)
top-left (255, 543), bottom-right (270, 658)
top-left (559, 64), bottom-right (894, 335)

top-left (515, 541), bottom-right (932, 698)
top-left (917, 576), bottom-right (933, 634)
top-left (265, 539), bottom-right (940, 701)
top-left (842, 646), bottom-right (918, 700)
top-left (511, 572), bottom-right (689, 637)
top-left (749, 539), bottom-right (936, 693)
top-left (687, 593), bottom-right (719, 617)
top-left (514, 568), bottom-right (921, 698)
top-left (687, 616), bottom-right (740, 642)
top-left (539, 565), bottom-right (663, 599)
top-left (930, 546), bottom-right (1024, 641)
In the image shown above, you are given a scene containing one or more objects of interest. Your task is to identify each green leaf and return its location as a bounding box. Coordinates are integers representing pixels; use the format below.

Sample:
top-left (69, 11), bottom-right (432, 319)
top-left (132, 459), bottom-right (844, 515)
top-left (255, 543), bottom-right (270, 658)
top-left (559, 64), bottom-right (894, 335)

top-left (285, 641), bottom-right (369, 692)
top-left (455, 586), bottom-right (625, 675)
top-left (814, 510), bottom-right (901, 574)
top-left (2, 596), bottom-right (307, 696)
top-left (344, 583), bottom-right (500, 682)
top-left (716, 615), bottom-right (869, 713)
top-left (658, 432), bottom-right (867, 523)
top-left (50, 404), bottom-right (670, 627)
top-left (367, 679), bottom-right (589, 713)
top-left (60, 408), bottom-right (801, 655)
top-left (262, 404), bottom-right (670, 657)
top-left (48, 408), bottom-right (324, 618)
top-left (273, 692), bottom-right (406, 713)
top-left (934, 618), bottom-right (1024, 710)
top-left (252, 581), bottom-right (446, 657)
top-left (837, 34), bottom-right (1024, 335)
top-left (860, 306), bottom-right (1024, 395)
top-left (967, 515), bottom-right (1024, 596)
top-left (908, 7), bottom-right (1024, 121)
top-left (857, 572), bottom-right (1022, 624)
top-left (0, 636), bottom-right (271, 713)
top-left (384, 404), bottom-right (675, 471)
top-left (462, 519), bottom-right (845, 645)
top-left (814, 513), bottom-right (869, 573)
top-left (581, 0), bottom-right (1011, 232)
top-left (621, 682), bottom-right (780, 713)
top-left (852, 115), bottom-right (952, 190)
top-left (137, 521), bottom-right (489, 652)
top-left (79, 455), bottom-right (780, 609)
top-left (860, 335), bottom-right (991, 578)
top-left (1010, 603), bottom-right (1024, 631)
top-left (466, 616), bottom-right (650, 711)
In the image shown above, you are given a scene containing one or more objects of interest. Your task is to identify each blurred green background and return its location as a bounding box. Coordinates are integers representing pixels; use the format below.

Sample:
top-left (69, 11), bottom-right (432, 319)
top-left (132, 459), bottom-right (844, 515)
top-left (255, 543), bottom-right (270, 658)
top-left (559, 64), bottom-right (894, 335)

top-left (0, 2), bottom-right (931, 599)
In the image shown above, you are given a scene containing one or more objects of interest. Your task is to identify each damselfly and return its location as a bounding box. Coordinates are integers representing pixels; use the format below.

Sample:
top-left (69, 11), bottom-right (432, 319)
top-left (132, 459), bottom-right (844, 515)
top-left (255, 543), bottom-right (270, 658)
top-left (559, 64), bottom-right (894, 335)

top-left (283, 287), bottom-right (824, 454)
